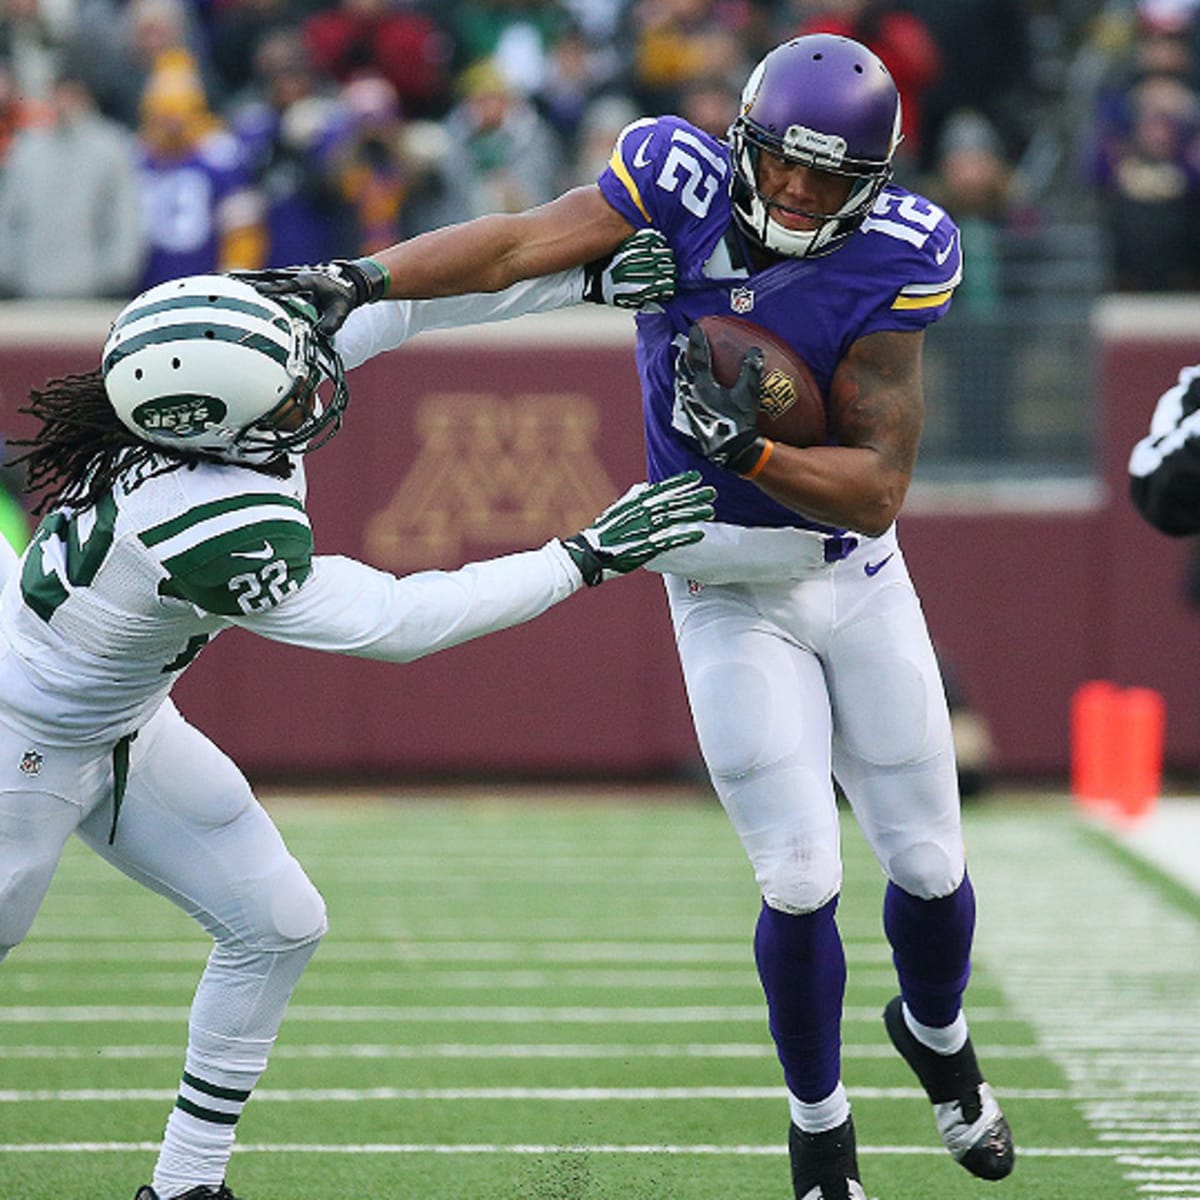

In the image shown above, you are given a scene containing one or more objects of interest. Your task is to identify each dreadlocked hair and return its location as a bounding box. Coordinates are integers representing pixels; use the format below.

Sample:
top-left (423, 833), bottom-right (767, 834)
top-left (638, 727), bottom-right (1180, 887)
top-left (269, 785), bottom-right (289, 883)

top-left (9, 368), bottom-right (189, 515)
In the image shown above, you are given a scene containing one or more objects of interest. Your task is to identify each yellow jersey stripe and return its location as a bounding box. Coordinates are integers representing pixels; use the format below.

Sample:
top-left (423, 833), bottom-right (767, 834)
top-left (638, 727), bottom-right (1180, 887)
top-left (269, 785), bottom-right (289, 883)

top-left (607, 147), bottom-right (651, 223)
top-left (892, 288), bottom-right (954, 311)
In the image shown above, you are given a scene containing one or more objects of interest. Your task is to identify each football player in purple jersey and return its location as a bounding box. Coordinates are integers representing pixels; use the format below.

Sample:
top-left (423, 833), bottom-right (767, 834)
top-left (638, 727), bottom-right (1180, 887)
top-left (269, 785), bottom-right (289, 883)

top-left (239, 33), bottom-right (1015, 1199)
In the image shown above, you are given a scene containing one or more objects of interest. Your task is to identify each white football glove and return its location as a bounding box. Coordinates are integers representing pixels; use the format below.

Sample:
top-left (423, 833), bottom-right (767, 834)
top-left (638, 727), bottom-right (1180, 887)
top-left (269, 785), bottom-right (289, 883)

top-left (562, 470), bottom-right (715, 586)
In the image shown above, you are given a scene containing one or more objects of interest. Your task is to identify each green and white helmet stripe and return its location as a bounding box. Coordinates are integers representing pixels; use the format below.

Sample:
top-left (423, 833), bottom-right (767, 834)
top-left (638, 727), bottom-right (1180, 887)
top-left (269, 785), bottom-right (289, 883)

top-left (103, 274), bottom-right (348, 463)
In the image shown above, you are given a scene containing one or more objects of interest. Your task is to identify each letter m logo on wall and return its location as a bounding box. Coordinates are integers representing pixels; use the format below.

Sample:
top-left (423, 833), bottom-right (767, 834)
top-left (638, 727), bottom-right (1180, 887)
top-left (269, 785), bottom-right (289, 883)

top-left (365, 393), bottom-right (618, 570)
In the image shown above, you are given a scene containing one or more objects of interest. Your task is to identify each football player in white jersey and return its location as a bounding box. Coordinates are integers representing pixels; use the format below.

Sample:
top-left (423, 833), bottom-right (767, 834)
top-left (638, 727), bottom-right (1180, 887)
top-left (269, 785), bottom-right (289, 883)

top-left (0, 272), bottom-right (713, 1200)
top-left (1130, 362), bottom-right (1200, 535)
top-left (238, 34), bottom-right (1016, 1200)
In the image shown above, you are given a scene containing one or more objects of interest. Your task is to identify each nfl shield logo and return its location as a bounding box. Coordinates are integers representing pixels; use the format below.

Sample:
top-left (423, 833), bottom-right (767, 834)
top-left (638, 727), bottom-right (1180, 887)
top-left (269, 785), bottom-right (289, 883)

top-left (19, 749), bottom-right (43, 777)
top-left (730, 287), bottom-right (755, 314)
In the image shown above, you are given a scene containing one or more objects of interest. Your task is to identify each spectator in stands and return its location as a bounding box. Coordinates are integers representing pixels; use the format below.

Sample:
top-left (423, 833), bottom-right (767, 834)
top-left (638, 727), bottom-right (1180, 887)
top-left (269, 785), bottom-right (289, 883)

top-left (0, 0), bottom-right (76, 109)
top-left (678, 72), bottom-right (739, 140)
top-left (629, 0), bottom-right (748, 116)
top-left (439, 57), bottom-right (563, 218)
top-left (327, 73), bottom-right (422, 251)
top-left (0, 59), bottom-right (34, 166)
top-left (303, 0), bottom-right (454, 120)
top-left (452, 0), bottom-right (570, 99)
top-left (904, 0), bottom-right (1032, 175)
top-left (135, 54), bottom-right (266, 287)
top-left (78, 0), bottom-right (214, 129)
top-left (206, 0), bottom-right (323, 105)
top-left (925, 110), bottom-right (1021, 459)
top-left (1090, 70), bottom-right (1200, 290)
top-left (533, 21), bottom-right (596, 164)
top-left (566, 90), bottom-right (638, 188)
top-left (0, 66), bottom-right (144, 298)
top-left (231, 28), bottom-right (354, 265)
top-left (792, 0), bottom-right (941, 171)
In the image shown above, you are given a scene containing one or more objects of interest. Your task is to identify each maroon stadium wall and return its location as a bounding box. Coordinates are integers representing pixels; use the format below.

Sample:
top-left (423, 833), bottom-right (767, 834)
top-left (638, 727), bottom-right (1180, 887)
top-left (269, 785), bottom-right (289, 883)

top-left (0, 299), bottom-right (1197, 779)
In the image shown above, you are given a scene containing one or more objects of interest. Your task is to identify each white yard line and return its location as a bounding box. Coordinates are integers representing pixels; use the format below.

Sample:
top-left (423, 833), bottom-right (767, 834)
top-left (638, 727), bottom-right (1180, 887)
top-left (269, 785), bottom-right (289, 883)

top-left (0, 1003), bottom-right (1020, 1023)
top-left (968, 808), bottom-right (1200, 1199)
top-left (0, 1041), bottom-right (1050, 1061)
top-left (0, 1085), bottom-right (1074, 1103)
top-left (0, 1140), bottom-right (1126, 1158)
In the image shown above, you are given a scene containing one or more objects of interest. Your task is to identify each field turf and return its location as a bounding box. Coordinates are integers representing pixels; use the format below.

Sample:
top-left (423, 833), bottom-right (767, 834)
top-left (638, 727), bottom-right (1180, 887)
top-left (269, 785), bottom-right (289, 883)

top-left (1, 788), bottom-right (1196, 1200)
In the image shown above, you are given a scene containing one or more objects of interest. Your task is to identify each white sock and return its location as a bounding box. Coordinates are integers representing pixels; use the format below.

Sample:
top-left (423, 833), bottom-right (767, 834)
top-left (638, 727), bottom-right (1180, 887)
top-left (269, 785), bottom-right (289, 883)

top-left (903, 1002), bottom-right (968, 1055)
top-left (789, 1082), bottom-right (851, 1133)
top-left (152, 1033), bottom-right (270, 1197)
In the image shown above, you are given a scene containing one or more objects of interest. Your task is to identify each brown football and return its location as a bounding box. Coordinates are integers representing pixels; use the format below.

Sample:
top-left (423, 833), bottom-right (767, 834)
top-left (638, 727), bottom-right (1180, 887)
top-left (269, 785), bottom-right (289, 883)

top-left (694, 314), bottom-right (827, 448)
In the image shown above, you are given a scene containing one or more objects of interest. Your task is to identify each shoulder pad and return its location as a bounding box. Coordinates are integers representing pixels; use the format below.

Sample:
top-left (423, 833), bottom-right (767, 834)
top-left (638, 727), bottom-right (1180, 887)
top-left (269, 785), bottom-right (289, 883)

top-left (142, 491), bottom-right (313, 616)
top-left (601, 116), bottom-right (730, 231)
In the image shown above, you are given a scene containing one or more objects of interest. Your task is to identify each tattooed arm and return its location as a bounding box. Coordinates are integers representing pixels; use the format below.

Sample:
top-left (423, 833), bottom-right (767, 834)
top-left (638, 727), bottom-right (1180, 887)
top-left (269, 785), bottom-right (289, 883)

top-left (748, 330), bottom-right (924, 536)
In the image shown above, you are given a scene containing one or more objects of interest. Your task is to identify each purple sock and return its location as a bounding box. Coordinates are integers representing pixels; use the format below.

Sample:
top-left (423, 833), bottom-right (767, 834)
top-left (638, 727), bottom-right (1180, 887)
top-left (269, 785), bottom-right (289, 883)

top-left (753, 897), bottom-right (845, 1103)
top-left (883, 873), bottom-right (975, 1028)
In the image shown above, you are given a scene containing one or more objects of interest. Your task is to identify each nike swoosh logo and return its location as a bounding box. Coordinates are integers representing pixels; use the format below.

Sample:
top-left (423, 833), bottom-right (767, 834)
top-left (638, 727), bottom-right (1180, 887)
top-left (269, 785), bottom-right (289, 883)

top-left (935, 231), bottom-right (957, 267)
top-left (864, 553), bottom-right (894, 577)
top-left (632, 133), bottom-right (653, 170)
top-left (232, 541), bottom-right (275, 561)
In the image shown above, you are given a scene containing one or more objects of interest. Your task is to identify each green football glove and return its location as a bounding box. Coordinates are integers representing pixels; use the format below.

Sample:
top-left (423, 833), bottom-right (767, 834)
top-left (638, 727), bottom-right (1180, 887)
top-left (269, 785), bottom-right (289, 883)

top-left (231, 257), bottom-right (390, 336)
top-left (562, 470), bottom-right (715, 586)
top-left (583, 228), bottom-right (677, 309)
top-left (675, 323), bottom-right (768, 476)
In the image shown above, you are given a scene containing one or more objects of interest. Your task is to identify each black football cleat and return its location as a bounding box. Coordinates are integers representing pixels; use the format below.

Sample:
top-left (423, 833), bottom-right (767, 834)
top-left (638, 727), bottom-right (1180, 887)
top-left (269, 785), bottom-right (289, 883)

top-left (788, 1115), bottom-right (868, 1200)
top-left (884, 995), bottom-right (1015, 1180)
top-left (133, 1186), bottom-right (242, 1200)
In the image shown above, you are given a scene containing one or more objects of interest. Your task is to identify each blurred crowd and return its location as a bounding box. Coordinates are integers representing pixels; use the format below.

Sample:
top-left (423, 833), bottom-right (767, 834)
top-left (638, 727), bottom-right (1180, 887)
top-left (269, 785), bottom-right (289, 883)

top-left (0, 0), bottom-right (1197, 300)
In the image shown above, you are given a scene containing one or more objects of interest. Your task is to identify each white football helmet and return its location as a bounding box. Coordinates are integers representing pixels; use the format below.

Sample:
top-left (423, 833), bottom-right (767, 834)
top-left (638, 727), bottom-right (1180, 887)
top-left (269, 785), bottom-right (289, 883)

top-left (103, 274), bottom-right (349, 463)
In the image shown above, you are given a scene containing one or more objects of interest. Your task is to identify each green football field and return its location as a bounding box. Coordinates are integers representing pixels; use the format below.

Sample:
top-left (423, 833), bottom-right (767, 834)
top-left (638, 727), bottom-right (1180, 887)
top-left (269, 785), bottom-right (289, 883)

top-left (1, 788), bottom-right (1197, 1200)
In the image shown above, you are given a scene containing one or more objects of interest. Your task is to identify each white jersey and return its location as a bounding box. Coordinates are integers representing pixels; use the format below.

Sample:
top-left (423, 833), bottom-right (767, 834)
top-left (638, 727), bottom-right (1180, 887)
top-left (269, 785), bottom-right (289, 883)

top-left (0, 270), bottom-right (607, 747)
top-left (0, 453), bottom-right (580, 747)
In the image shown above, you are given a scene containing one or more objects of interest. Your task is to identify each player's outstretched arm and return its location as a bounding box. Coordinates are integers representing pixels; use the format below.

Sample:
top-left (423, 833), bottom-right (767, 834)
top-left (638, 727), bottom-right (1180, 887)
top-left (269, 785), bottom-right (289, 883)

top-left (234, 185), bottom-right (637, 335)
top-left (235, 472), bottom-right (714, 662)
top-left (332, 229), bottom-right (677, 369)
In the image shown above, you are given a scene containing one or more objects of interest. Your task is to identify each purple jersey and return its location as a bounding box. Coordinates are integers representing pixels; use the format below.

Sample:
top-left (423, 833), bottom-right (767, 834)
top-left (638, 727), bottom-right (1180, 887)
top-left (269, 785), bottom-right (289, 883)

top-left (597, 115), bottom-right (961, 531)
top-left (138, 131), bottom-right (254, 290)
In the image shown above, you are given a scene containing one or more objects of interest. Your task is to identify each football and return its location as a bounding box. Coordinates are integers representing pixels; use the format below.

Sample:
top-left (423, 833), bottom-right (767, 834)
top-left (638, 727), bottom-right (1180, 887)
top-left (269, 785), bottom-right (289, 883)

top-left (694, 314), bottom-right (827, 448)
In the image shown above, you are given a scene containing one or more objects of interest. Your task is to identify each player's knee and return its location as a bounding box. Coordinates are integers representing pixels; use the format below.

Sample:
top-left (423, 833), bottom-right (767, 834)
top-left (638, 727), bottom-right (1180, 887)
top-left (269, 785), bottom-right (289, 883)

top-left (887, 840), bottom-right (963, 900)
top-left (757, 848), bottom-right (842, 915)
top-left (257, 857), bottom-right (328, 951)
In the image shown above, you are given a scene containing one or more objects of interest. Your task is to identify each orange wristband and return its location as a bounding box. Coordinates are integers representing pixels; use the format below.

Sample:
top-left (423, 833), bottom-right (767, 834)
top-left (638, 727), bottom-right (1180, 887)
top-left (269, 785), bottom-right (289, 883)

top-left (742, 438), bottom-right (775, 480)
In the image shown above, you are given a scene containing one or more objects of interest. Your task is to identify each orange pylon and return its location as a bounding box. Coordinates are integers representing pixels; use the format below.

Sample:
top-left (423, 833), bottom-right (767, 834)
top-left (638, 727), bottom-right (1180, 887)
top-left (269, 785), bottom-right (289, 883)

top-left (1070, 681), bottom-right (1165, 821)
top-left (1113, 687), bottom-right (1166, 819)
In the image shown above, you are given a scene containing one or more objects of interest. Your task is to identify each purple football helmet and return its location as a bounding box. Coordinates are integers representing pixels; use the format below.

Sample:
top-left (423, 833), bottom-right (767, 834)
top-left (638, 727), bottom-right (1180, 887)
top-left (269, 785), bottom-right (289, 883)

top-left (729, 35), bottom-right (903, 259)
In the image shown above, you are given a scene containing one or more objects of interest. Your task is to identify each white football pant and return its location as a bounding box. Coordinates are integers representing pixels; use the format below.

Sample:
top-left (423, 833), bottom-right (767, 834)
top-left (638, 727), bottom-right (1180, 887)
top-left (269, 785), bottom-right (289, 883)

top-left (664, 528), bottom-right (966, 914)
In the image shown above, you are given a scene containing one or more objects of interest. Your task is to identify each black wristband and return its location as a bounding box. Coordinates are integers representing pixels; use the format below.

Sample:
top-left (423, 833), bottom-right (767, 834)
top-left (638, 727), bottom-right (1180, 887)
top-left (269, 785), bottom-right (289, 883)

top-left (344, 257), bottom-right (390, 305)
top-left (581, 254), bottom-right (609, 305)
top-left (560, 535), bottom-right (605, 586)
